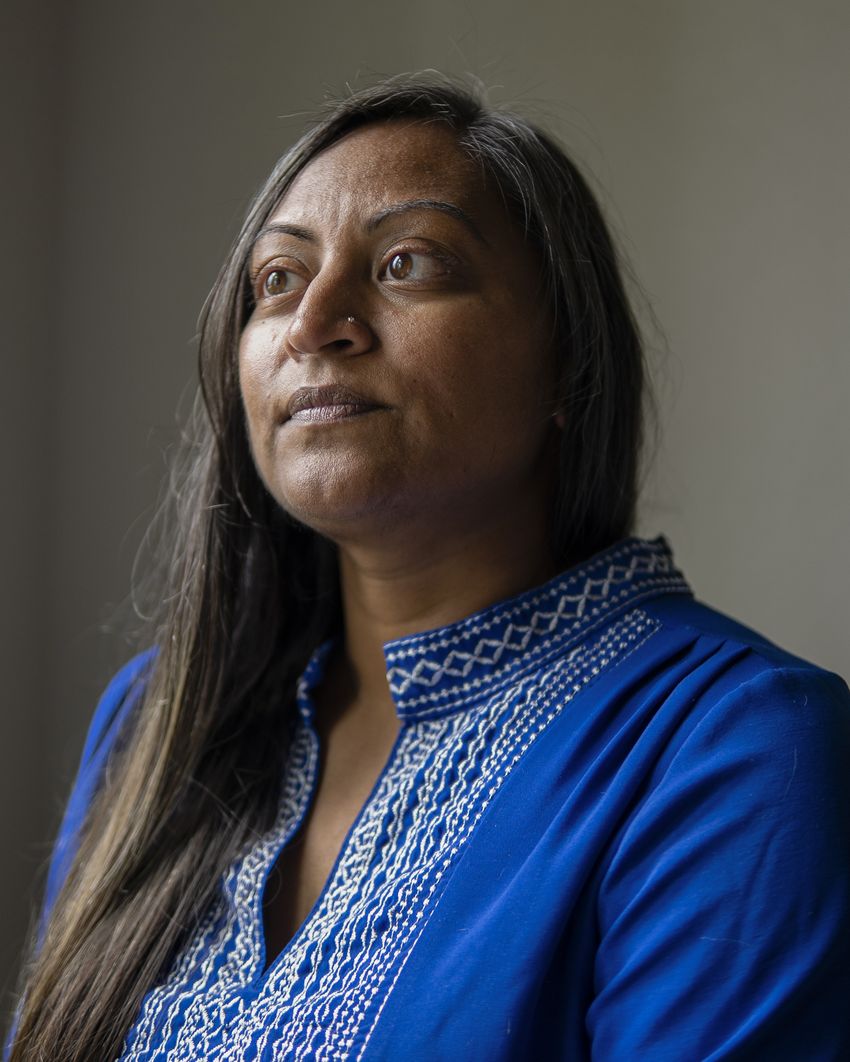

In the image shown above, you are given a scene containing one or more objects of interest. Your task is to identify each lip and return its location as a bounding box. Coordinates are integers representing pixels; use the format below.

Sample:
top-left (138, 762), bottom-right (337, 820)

top-left (286, 384), bottom-right (385, 423)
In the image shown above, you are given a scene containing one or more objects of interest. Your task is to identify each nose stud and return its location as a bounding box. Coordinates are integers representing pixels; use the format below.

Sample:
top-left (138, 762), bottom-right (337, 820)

top-left (346, 316), bottom-right (357, 325)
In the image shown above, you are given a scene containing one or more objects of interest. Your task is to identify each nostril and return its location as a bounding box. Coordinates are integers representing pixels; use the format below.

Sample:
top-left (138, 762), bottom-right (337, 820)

top-left (283, 307), bottom-right (374, 360)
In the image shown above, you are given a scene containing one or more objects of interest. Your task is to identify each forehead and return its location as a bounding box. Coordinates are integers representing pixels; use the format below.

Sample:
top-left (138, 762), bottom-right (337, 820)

top-left (269, 120), bottom-right (500, 230)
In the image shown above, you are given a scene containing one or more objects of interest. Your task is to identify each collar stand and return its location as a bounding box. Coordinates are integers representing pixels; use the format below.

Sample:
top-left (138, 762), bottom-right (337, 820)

top-left (296, 537), bottom-right (690, 726)
top-left (383, 536), bottom-right (690, 721)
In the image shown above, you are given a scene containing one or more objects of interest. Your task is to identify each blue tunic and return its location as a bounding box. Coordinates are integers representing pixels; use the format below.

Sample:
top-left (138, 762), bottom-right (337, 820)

top-left (27, 538), bottom-right (850, 1058)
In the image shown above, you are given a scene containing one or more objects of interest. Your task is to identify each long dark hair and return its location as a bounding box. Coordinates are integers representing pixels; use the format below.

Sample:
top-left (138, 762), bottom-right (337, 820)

top-left (9, 71), bottom-right (645, 1061)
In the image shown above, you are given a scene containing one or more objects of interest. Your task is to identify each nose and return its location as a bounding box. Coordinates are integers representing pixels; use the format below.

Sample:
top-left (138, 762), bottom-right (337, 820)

top-left (284, 269), bottom-right (374, 362)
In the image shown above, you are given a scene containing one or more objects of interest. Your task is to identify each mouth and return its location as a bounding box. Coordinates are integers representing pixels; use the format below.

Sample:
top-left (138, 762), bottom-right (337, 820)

top-left (286, 384), bottom-right (385, 424)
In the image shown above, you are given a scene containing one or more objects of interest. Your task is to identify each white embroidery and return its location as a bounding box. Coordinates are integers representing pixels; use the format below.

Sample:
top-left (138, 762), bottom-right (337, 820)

top-left (385, 537), bottom-right (687, 713)
top-left (122, 614), bottom-right (659, 1060)
top-left (120, 538), bottom-right (685, 1060)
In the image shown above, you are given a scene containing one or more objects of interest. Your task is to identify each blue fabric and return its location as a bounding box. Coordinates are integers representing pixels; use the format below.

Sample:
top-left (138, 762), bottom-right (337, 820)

top-left (39, 648), bottom-right (157, 932)
top-left (16, 539), bottom-right (850, 1059)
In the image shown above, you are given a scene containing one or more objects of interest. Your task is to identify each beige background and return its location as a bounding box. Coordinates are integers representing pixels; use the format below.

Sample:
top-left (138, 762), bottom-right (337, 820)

top-left (2, 0), bottom-right (848, 1024)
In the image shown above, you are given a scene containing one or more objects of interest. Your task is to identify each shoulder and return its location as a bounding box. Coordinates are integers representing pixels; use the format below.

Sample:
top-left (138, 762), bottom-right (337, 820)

top-left (570, 587), bottom-right (850, 899)
top-left (78, 648), bottom-right (158, 769)
top-left (42, 648), bottom-right (157, 921)
top-left (598, 593), bottom-right (850, 908)
top-left (630, 591), bottom-right (850, 762)
top-left (589, 597), bottom-right (850, 1057)
top-left (643, 590), bottom-right (832, 669)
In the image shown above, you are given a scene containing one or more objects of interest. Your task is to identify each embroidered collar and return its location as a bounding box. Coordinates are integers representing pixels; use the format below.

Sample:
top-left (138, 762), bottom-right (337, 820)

top-left (297, 536), bottom-right (690, 725)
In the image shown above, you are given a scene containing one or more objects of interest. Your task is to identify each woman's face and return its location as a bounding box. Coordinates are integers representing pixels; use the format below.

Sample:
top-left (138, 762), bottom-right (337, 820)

top-left (239, 119), bottom-right (560, 547)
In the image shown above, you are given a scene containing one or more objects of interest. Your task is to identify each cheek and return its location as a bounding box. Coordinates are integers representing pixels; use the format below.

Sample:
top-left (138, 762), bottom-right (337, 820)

top-left (237, 330), bottom-right (276, 447)
top-left (424, 309), bottom-right (552, 429)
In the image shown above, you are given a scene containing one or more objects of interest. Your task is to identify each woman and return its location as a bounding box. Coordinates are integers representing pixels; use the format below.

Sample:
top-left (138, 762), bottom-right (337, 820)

top-left (7, 73), bottom-right (850, 1060)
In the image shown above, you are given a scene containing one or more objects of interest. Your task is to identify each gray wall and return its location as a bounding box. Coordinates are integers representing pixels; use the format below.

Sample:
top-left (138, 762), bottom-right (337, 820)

top-left (2, 0), bottom-right (65, 1016)
top-left (3, 0), bottom-right (848, 1022)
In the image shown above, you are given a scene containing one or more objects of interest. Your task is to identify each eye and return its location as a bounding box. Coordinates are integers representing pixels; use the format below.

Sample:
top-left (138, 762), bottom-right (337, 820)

top-left (248, 262), bottom-right (308, 303)
top-left (261, 268), bottom-right (301, 297)
top-left (387, 252), bottom-right (416, 280)
top-left (382, 250), bottom-right (451, 282)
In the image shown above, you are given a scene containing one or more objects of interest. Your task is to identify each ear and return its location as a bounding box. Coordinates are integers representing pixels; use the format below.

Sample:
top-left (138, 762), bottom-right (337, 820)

top-left (553, 411), bottom-right (566, 431)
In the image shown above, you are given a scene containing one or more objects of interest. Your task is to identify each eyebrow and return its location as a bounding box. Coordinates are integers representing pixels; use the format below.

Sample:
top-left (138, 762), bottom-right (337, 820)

top-left (249, 198), bottom-right (488, 253)
top-left (366, 199), bottom-right (488, 244)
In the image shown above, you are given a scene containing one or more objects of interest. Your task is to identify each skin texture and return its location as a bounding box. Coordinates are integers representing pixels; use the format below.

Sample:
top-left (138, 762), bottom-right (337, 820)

top-left (239, 120), bottom-right (567, 957)
top-left (240, 119), bottom-right (564, 659)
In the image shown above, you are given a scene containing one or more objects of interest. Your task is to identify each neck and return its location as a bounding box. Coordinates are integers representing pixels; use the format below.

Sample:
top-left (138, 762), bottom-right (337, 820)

top-left (323, 499), bottom-right (562, 731)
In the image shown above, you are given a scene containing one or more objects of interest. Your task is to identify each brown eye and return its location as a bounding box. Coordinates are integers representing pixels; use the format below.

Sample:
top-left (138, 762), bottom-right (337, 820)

top-left (384, 250), bottom-right (451, 282)
top-left (263, 269), bottom-right (289, 296)
top-left (387, 253), bottom-right (413, 280)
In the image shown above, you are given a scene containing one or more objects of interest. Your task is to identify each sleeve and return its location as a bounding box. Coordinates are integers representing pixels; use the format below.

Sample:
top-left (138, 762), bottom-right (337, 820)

top-left (39, 648), bottom-right (157, 931)
top-left (3, 651), bottom-right (156, 1062)
top-left (589, 666), bottom-right (850, 1061)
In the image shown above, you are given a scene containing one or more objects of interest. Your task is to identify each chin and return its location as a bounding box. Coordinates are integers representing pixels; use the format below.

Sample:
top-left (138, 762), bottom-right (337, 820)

top-left (269, 462), bottom-right (410, 541)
